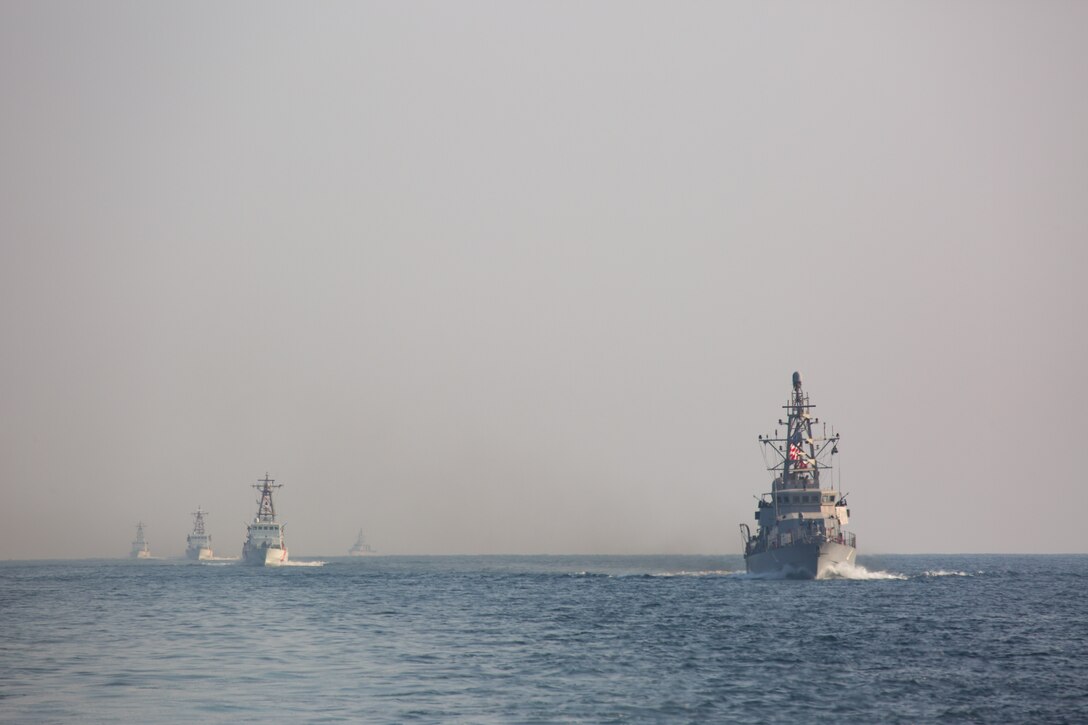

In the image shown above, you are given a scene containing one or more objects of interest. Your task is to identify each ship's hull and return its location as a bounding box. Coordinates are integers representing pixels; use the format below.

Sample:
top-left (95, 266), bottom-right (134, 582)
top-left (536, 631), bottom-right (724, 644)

top-left (241, 543), bottom-right (288, 567)
top-left (745, 540), bottom-right (856, 579)
top-left (130, 550), bottom-right (151, 559)
top-left (186, 546), bottom-right (213, 561)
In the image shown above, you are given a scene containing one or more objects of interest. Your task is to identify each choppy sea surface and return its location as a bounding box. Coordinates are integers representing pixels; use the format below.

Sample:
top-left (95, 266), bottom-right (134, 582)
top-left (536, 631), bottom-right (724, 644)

top-left (2, 554), bottom-right (1086, 723)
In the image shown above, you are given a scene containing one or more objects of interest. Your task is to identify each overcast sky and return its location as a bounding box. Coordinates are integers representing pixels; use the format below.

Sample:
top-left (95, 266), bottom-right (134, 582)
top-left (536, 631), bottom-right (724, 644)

top-left (1, 1), bottom-right (1085, 559)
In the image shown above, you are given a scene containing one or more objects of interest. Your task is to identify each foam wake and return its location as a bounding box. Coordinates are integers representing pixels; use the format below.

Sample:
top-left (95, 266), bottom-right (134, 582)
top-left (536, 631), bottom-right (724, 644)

top-left (821, 561), bottom-right (907, 580)
top-left (734, 569), bottom-right (793, 580)
top-left (282, 560), bottom-right (326, 567)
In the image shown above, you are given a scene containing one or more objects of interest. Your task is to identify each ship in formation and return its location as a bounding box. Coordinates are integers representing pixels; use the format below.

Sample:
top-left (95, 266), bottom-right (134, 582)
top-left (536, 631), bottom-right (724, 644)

top-left (739, 372), bottom-right (856, 579)
top-left (130, 522), bottom-right (151, 559)
top-left (241, 474), bottom-right (289, 566)
top-left (348, 529), bottom-right (376, 556)
top-left (185, 507), bottom-right (214, 560)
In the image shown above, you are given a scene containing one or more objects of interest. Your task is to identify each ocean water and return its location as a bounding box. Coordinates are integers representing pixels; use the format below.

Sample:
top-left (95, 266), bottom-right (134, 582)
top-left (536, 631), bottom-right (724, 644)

top-left (1, 555), bottom-right (1086, 724)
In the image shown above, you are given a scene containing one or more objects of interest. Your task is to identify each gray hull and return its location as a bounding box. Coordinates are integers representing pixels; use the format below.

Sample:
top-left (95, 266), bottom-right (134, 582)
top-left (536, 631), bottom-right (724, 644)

top-left (745, 540), bottom-right (856, 579)
top-left (185, 546), bottom-right (212, 561)
top-left (241, 543), bottom-right (288, 567)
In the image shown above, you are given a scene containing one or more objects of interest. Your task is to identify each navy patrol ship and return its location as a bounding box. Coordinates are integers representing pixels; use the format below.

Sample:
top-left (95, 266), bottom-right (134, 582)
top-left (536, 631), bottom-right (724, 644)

top-left (130, 521), bottom-right (151, 559)
top-left (739, 372), bottom-right (856, 578)
top-left (348, 529), bottom-right (375, 556)
top-left (241, 474), bottom-right (289, 566)
top-left (185, 507), bottom-right (213, 560)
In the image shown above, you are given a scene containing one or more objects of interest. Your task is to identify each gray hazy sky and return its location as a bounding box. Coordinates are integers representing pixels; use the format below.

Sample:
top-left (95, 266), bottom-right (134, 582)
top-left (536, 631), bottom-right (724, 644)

top-left (1, 2), bottom-right (1085, 559)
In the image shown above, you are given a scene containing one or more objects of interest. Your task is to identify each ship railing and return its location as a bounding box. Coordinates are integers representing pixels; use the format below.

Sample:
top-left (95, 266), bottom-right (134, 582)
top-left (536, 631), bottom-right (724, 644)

top-left (817, 531), bottom-right (856, 548)
top-left (746, 531), bottom-right (856, 555)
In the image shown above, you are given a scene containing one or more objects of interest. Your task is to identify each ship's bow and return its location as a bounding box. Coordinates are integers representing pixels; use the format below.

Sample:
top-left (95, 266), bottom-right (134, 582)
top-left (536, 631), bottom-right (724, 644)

top-left (746, 540), bottom-right (856, 579)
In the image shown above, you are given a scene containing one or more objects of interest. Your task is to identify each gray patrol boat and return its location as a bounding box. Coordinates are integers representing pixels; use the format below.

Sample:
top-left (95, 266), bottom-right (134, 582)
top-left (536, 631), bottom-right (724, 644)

top-left (241, 474), bottom-right (289, 567)
top-left (739, 372), bottom-right (856, 578)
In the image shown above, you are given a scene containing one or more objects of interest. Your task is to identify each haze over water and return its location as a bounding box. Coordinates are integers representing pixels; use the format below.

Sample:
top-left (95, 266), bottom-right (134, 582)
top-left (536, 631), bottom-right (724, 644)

top-left (2, 3), bottom-right (1086, 560)
top-left (3, 5), bottom-right (1085, 723)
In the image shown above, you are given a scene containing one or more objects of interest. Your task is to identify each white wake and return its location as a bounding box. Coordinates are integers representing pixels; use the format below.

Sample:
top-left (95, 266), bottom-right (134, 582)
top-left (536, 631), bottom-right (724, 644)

top-left (821, 561), bottom-right (908, 580)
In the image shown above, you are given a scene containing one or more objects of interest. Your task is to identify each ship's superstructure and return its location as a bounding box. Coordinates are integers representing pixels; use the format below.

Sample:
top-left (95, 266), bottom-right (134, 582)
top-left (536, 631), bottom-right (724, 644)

top-left (186, 507), bottom-right (213, 560)
top-left (348, 529), bottom-right (375, 556)
top-left (241, 474), bottom-right (288, 566)
top-left (739, 372), bottom-right (856, 578)
top-left (130, 522), bottom-right (151, 559)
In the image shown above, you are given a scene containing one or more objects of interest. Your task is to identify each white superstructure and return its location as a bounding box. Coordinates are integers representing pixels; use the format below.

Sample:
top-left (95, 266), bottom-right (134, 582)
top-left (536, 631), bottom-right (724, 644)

top-left (241, 474), bottom-right (288, 567)
top-left (130, 522), bottom-right (151, 559)
top-left (186, 507), bottom-right (213, 560)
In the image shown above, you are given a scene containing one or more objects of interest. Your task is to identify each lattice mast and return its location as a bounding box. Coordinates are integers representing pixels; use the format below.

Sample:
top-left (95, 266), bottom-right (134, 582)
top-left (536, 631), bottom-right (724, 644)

top-left (758, 372), bottom-right (840, 513)
top-left (253, 474), bottom-right (282, 523)
top-left (191, 507), bottom-right (208, 535)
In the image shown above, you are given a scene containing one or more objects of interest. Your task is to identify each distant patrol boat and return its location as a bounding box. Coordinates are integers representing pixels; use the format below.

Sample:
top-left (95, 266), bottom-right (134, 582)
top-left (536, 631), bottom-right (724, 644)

top-left (241, 474), bottom-right (289, 567)
top-left (740, 372), bottom-right (856, 578)
top-left (348, 529), bottom-right (376, 556)
top-left (185, 507), bottom-right (213, 561)
top-left (130, 522), bottom-right (151, 559)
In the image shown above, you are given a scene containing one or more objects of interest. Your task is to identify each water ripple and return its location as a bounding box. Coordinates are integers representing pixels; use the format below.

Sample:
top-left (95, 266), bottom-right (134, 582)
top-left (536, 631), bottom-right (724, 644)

top-left (1, 555), bottom-right (1086, 724)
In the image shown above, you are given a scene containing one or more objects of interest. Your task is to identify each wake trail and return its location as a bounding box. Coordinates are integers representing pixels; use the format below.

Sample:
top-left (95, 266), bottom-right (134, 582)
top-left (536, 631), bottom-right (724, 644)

top-left (821, 561), bottom-right (908, 580)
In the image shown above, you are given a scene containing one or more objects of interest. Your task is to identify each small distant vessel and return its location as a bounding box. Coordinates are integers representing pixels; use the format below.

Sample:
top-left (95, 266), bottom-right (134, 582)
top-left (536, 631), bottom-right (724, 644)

top-left (241, 474), bottom-right (289, 567)
top-left (348, 529), bottom-right (376, 556)
top-left (739, 372), bottom-right (856, 579)
top-left (186, 507), bottom-right (213, 560)
top-left (130, 522), bottom-right (151, 559)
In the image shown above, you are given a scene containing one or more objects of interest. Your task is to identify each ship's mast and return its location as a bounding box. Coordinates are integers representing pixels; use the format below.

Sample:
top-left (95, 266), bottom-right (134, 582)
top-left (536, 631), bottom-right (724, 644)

top-left (759, 372), bottom-right (839, 495)
top-left (191, 507), bottom-right (207, 535)
top-left (253, 474), bottom-right (282, 523)
top-left (783, 371), bottom-right (819, 487)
